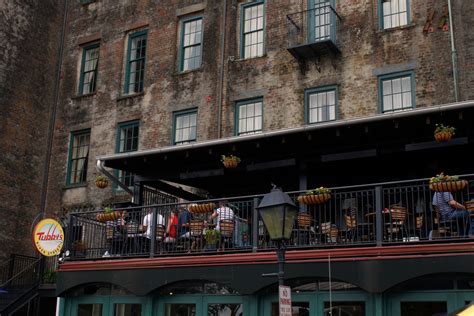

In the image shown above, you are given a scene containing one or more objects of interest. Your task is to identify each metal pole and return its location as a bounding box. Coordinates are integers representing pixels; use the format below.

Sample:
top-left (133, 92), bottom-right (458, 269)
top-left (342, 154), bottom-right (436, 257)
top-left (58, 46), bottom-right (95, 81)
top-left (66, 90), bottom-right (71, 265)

top-left (447, 0), bottom-right (459, 102)
top-left (277, 241), bottom-right (286, 286)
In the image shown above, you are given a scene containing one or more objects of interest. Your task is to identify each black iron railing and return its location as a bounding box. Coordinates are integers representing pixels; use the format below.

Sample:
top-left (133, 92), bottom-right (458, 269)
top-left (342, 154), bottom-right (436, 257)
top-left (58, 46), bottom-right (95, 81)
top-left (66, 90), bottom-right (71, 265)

top-left (286, 4), bottom-right (341, 49)
top-left (63, 176), bottom-right (474, 260)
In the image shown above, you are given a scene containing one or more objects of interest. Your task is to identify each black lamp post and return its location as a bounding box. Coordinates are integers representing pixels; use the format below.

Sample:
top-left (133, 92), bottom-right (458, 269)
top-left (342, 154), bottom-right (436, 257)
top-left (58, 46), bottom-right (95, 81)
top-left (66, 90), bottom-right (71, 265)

top-left (256, 186), bottom-right (298, 286)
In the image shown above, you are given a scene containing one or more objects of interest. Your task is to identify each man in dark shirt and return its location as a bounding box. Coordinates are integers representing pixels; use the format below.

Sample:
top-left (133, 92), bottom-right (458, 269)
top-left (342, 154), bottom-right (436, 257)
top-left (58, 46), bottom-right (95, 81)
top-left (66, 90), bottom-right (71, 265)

top-left (177, 204), bottom-right (191, 238)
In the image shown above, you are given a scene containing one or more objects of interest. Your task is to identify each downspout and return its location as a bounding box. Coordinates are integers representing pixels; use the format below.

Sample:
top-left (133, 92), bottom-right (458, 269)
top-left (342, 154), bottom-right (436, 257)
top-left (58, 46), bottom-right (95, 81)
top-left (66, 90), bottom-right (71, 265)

top-left (447, 0), bottom-right (459, 102)
top-left (96, 160), bottom-right (135, 201)
top-left (216, 0), bottom-right (228, 138)
top-left (38, 0), bottom-right (69, 220)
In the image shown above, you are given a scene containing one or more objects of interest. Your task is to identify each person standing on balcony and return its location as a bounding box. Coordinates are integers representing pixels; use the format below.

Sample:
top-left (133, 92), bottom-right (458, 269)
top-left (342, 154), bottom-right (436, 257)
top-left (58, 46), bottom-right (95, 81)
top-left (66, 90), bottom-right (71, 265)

top-left (432, 192), bottom-right (471, 237)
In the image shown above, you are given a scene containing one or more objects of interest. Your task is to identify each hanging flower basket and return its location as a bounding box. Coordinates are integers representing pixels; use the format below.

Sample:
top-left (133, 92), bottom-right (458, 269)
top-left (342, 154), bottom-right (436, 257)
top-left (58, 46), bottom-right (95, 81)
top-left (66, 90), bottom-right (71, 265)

top-left (429, 173), bottom-right (468, 192)
top-left (221, 155), bottom-right (241, 169)
top-left (188, 202), bottom-right (216, 214)
top-left (297, 187), bottom-right (332, 205)
top-left (96, 208), bottom-right (126, 222)
top-left (434, 124), bottom-right (455, 142)
top-left (95, 175), bottom-right (109, 189)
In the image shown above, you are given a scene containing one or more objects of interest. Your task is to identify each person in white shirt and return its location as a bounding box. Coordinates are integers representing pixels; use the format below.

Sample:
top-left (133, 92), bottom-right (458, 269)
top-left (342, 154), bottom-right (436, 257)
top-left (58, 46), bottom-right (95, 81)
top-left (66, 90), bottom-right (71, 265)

top-left (210, 200), bottom-right (235, 231)
top-left (142, 208), bottom-right (165, 252)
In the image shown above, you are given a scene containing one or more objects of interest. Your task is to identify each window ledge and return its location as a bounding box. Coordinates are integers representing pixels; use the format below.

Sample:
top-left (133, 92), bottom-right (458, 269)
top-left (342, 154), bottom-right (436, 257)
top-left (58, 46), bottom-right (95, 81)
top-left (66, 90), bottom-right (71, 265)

top-left (377, 23), bottom-right (416, 33)
top-left (178, 67), bottom-right (203, 75)
top-left (116, 92), bottom-right (145, 102)
top-left (71, 92), bottom-right (96, 100)
top-left (63, 183), bottom-right (88, 190)
top-left (232, 54), bottom-right (268, 63)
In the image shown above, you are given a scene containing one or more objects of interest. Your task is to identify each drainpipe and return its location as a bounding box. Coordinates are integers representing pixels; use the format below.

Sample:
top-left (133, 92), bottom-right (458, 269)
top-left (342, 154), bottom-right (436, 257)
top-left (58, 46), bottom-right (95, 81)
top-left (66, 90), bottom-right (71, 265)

top-left (96, 160), bottom-right (135, 201)
top-left (38, 0), bottom-right (69, 220)
top-left (447, 0), bottom-right (459, 102)
top-left (216, 0), bottom-right (228, 138)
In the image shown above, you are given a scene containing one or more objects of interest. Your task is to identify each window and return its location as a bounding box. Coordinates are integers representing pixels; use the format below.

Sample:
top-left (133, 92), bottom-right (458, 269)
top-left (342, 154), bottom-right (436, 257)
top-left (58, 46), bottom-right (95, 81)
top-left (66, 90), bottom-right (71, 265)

top-left (125, 30), bottom-right (147, 94)
top-left (236, 98), bottom-right (263, 135)
top-left (173, 110), bottom-right (197, 145)
top-left (180, 18), bottom-right (203, 72)
top-left (381, 0), bottom-right (409, 29)
top-left (67, 130), bottom-right (90, 185)
top-left (305, 86), bottom-right (337, 124)
top-left (79, 43), bottom-right (99, 95)
top-left (379, 71), bottom-right (414, 113)
top-left (116, 121), bottom-right (139, 188)
top-left (241, 2), bottom-right (265, 59)
top-left (310, 0), bottom-right (334, 42)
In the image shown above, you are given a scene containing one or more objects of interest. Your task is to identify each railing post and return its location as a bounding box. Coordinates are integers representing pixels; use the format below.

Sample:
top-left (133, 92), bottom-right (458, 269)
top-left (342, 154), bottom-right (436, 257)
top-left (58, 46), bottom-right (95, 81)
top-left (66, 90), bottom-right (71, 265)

top-left (375, 186), bottom-right (383, 246)
top-left (150, 207), bottom-right (156, 258)
top-left (7, 254), bottom-right (15, 287)
top-left (252, 198), bottom-right (259, 252)
top-left (66, 214), bottom-right (74, 255)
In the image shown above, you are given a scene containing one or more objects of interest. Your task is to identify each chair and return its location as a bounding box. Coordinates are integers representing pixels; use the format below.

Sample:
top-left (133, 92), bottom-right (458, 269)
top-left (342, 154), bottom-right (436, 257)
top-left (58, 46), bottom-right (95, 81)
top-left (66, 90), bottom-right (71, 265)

top-left (344, 214), bottom-right (371, 243)
top-left (219, 220), bottom-right (235, 250)
top-left (189, 219), bottom-right (205, 251)
top-left (385, 205), bottom-right (408, 241)
top-left (154, 224), bottom-right (166, 253)
top-left (295, 213), bottom-right (315, 246)
top-left (321, 222), bottom-right (338, 243)
top-left (432, 206), bottom-right (458, 238)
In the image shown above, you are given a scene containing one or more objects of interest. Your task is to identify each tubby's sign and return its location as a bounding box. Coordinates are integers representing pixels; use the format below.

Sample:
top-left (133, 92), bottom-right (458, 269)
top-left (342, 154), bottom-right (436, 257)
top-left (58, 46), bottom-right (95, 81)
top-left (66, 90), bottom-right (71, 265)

top-left (32, 218), bottom-right (64, 257)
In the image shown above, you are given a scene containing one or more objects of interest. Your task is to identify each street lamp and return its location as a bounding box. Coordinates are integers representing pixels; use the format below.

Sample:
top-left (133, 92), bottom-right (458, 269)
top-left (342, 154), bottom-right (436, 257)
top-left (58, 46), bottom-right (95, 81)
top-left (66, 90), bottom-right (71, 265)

top-left (256, 186), bottom-right (298, 286)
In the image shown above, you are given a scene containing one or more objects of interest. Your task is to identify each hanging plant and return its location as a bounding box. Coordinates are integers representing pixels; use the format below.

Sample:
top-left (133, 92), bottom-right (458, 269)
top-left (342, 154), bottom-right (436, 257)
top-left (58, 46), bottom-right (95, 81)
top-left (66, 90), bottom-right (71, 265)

top-left (297, 187), bottom-right (332, 205)
top-left (188, 202), bottom-right (216, 214)
top-left (434, 124), bottom-right (455, 142)
top-left (96, 207), bottom-right (126, 222)
top-left (429, 173), bottom-right (467, 192)
top-left (221, 155), bottom-right (241, 169)
top-left (95, 175), bottom-right (109, 189)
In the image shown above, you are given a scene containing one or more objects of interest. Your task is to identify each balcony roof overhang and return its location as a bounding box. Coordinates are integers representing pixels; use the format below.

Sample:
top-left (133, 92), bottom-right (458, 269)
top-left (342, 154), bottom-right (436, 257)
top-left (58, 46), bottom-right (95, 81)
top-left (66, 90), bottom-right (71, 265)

top-left (98, 101), bottom-right (474, 197)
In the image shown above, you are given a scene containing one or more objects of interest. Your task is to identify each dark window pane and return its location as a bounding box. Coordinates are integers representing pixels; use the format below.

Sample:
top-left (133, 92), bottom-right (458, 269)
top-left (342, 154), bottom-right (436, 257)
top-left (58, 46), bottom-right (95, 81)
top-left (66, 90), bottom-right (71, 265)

top-left (400, 301), bottom-right (447, 316)
top-left (324, 301), bottom-right (365, 316)
top-left (77, 304), bottom-right (102, 316)
top-left (208, 304), bottom-right (243, 316)
top-left (114, 303), bottom-right (141, 316)
top-left (165, 304), bottom-right (195, 316)
top-left (271, 302), bottom-right (310, 316)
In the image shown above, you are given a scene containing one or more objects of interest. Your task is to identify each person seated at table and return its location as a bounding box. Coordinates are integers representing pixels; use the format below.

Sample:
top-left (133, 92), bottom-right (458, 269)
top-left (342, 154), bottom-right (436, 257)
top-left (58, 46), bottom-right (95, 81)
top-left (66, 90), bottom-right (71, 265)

top-left (433, 191), bottom-right (470, 237)
top-left (141, 208), bottom-right (165, 252)
top-left (209, 200), bottom-right (235, 249)
top-left (164, 211), bottom-right (178, 241)
top-left (177, 203), bottom-right (192, 239)
top-left (105, 213), bottom-right (126, 256)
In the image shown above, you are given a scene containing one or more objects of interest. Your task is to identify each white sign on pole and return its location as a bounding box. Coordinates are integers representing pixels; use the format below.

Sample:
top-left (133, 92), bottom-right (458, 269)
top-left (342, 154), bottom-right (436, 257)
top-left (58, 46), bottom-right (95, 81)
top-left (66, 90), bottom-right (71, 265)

top-left (279, 285), bottom-right (292, 316)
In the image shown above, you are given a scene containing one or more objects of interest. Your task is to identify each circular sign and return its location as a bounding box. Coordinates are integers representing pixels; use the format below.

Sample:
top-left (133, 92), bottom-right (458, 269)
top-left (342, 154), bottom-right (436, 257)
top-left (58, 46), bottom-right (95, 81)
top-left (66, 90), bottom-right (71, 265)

top-left (32, 219), bottom-right (64, 257)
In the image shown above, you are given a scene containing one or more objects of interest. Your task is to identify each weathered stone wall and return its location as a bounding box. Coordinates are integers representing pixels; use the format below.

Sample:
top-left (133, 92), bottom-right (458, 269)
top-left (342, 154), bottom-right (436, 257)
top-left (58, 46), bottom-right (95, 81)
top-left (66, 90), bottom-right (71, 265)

top-left (0, 0), bottom-right (63, 261)
top-left (46, 0), bottom-right (472, 210)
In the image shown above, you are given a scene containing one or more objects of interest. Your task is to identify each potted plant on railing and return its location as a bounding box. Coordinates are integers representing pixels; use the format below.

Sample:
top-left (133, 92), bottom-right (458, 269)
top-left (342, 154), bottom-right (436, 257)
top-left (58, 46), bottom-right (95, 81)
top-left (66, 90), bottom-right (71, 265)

top-left (297, 187), bottom-right (332, 205)
top-left (434, 124), bottom-right (455, 142)
top-left (96, 207), bottom-right (126, 222)
top-left (95, 175), bottom-right (109, 189)
top-left (221, 155), bottom-right (241, 169)
top-left (429, 173), bottom-right (468, 192)
top-left (204, 229), bottom-right (221, 251)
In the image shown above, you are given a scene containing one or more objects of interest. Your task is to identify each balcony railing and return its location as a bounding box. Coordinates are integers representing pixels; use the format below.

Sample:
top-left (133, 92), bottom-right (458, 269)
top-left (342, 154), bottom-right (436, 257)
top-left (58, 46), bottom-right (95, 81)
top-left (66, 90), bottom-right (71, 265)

top-left (286, 4), bottom-right (341, 61)
top-left (63, 176), bottom-right (474, 261)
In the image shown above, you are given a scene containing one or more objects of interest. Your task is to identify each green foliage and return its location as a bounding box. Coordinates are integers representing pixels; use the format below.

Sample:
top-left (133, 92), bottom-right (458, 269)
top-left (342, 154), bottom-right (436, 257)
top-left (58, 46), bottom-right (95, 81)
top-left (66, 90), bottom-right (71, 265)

top-left (204, 229), bottom-right (221, 245)
top-left (43, 270), bottom-right (57, 283)
top-left (434, 124), bottom-right (455, 135)
top-left (306, 186), bottom-right (331, 195)
top-left (429, 172), bottom-right (459, 184)
top-left (96, 175), bottom-right (108, 181)
top-left (220, 155), bottom-right (241, 163)
top-left (103, 206), bottom-right (113, 213)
